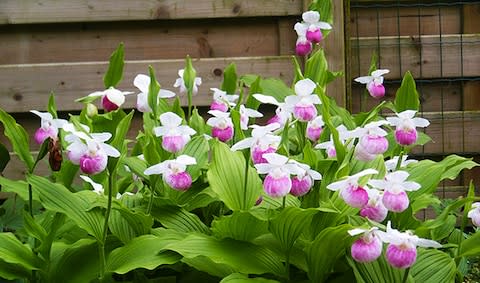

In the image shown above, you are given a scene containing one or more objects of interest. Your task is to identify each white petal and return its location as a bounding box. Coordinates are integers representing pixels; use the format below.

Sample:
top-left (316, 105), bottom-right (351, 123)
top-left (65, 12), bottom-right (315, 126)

top-left (416, 238), bottom-right (442, 248)
top-left (387, 171), bottom-right (410, 183)
top-left (208, 110), bottom-right (230, 118)
top-left (133, 74), bottom-right (150, 94)
top-left (91, 132), bottom-right (112, 142)
top-left (368, 179), bottom-right (387, 189)
top-left (326, 179), bottom-right (348, 191)
top-left (231, 137), bottom-right (254, 151)
top-left (284, 95), bottom-right (301, 107)
top-left (295, 79), bottom-right (316, 97)
top-left (253, 94), bottom-right (280, 105)
top-left (154, 126), bottom-right (168, 137)
top-left (348, 228), bottom-right (368, 236)
top-left (412, 117), bottom-right (430, 128)
top-left (52, 119), bottom-right (68, 129)
top-left (354, 76), bottom-right (373, 84)
top-left (254, 163), bottom-right (274, 174)
top-left (398, 110), bottom-right (417, 119)
top-left (317, 22), bottom-right (332, 30)
top-left (105, 88), bottom-right (125, 106)
top-left (386, 117), bottom-right (401, 127)
top-left (80, 175), bottom-right (103, 193)
top-left (294, 22), bottom-right (308, 36)
top-left (351, 169), bottom-right (379, 179)
top-left (308, 169), bottom-right (322, 180)
top-left (302, 11), bottom-right (320, 24)
top-left (160, 112), bottom-right (182, 127)
top-left (159, 89), bottom-right (176, 98)
top-left (402, 181), bottom-right (421, 191)
top-left (101, 143), bottom-right (120, 158)
top-left (243, 107), bottom-right (263, 118)
top-left (30, 110), bottom-right (53, 121)
top-left (371, 69), bottom-right (390, 78)
top-left (263, 153), bottom-right (288, 166)
top-left (144, 162), bottom-right (168, 175)
top-left (88, 91), bottom-right (105, 97)
top-left (178, 125), bottom-right (196, 136)
top-left (303, 95), bottom-right (321, 105)
top-left (176, 155), bottom-right (197, 165)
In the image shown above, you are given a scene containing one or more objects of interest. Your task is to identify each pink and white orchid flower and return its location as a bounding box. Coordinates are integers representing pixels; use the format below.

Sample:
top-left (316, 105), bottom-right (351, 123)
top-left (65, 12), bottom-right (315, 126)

top-left (354, 69), bottom-right (390, 99)
top-left (144, 155), bottom-right (197, 191)
top-left (387, 110), bottom-right (430, 146)
top-left (133, 74), bottom-right (176, 113)
top-left (289, 161), bottom-right (322, 197)
top-left (348, 227), bottom-right (383, 263)
top-left (377, 221), bottom-right (441, 269)
top-left (294, 23), bottom-right (312, 56)
top-left (30, 110), bottom-right (67, 144)
top-left (285, 79), bottom-right (321, 122)
top-left (360, 188), bottom-right (388, 222)
top-left (315, 125), bottom-right (362, 158)
top-left (206, 110), bottom-right (234, 142)
top-left (369, 171), bottom-right (420, 213)
top-left (326, 169), bottom-right (378, 208)
top-left (253, 94), bottom-right (292, 127)
top-left (354, 120), bottom-right (389, 161)
top-left (468, 202), bottom-right (480, 227)
top-left (154, 112), bottom-right (196, 153)
top-left (306, 115), bottom-right (324, 142)
top-left (239, 105), bottom-right (263, 130)
top-left (254, 153), bottom-right (302, 198)
top-left (231, 123), bottom-right (281, 164)
top-left (210, 88), bottom-right (238, 112)
top-left (300, 11), bottom-right (332, 44)
top-left (385, 155), bottom-right (418, 172)
top-left (174, 69), bottom-right (202, 95)
top-left (88, 87), bottom-right (133, 112)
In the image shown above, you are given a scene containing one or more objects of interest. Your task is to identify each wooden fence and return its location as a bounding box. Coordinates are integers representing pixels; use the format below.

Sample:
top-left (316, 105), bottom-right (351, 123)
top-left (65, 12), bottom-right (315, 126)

top-left (0, 0), bottom-right (478, 199)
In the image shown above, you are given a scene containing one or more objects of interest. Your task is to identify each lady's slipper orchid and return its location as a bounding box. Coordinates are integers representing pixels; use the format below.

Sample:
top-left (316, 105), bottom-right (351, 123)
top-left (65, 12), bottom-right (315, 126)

top-left (300, 11), bottom-right (332, 44)
top-left (289, 161), bottom-right (322, 197)
top-left (306, 115), bottom-right (324, 142)
top-left (253, 94), bottom-right (292, 127)
top-left (385, 155), bottom-right (418, 172)
top-left (239, 105), bottom-right (263, 130)
top-left (468, 203), bottom-right (480, 227)
top-left (210, 88), bottom-right (238, 112)
top-left (369, 171), bottom-right (420, 213)
top-left (133, 74), bottom-right (176, 113)
top-left (174, 69), bottom-right (202, 95)
top-left (30, 110), bottom-right (67, 144)
top-left (154, 112), bottom-right (196, 153)
top-left (254, 153), bottom-right (302, 198)
top-left (358, 121), bottom-right (389, 155)
top-left (206, 110), bottom-right (234, 142)
top-left (285, 79), bottom-right (321, 122)
top-left (315, 125), bottom-right (362, 158)
top-left (231, 123), bottom-right (281, 164)
top-left (144, 155), bottom-right (196, 191)
top-left (294, 23), bottom-right (312, 56)
top-left (88, 87), bottom-right (133, 112)
top-left (360, 188), bottom-right (388, 222)
top-left (377, 222), bottom-right (441, 269)
top-left (326, 169), bottom-right (378, 208)
top-left (386, 110), bottom-right (430, 146)
top-left (354, 69), bottom-right (390, 98)
top-left (348, 227), bottom-right (383, 263)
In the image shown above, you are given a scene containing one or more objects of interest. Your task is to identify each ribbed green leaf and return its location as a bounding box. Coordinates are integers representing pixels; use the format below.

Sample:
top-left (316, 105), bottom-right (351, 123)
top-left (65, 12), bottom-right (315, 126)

top-left (0, 176), bottom-right (36, 202)
top-left (106, 235), bottom-right (181, 274)
top-left (109, 206), bottom-right (153, 244)
top-left (148, 65), bottom-right (161, 118)
top-left (180, 135), bottom-right (209, 181)
top-left (189, 108), bottom-right (206, 135)
top-left (259, 78), bottom-right (293, 103)
top-left (48, 92), bottom-right (58, 118)
top-left (394, 71), bottom-right (420, 112)
top-left (306, 224), bottom-right (352, 282)
top-left (0, 258), bottom-right (31, 280)
top-left (269, 207), bottom-right (316, 253)
top-left (348, 252), bottom-right (413, 283)
top-left (151, 205), bottom-right (209, 234)
top-left (458, 231), bottom-right (480, 258)
top-left (183, 256), bottom-right (235, 278)
top-left (305, 49), bottom-right (329, 88)
top-left (0, 233), bottom-right (43, 270)
top-left (0, 109), bottom-right (34, 171)
top-left (212, 211), bottom-right (269, 242)
top-left (23, 212), bottom-right (48, 243)
top-left (207, 140), bottom-right (263, 211)
top-left (411, 249), bottom-right (456, 283)
top-left (165, 233), bottom-right (285, 276)
top-left (103, 42), bottom-right (124, 88)
top-left (221, 63), bottom-right (238, 94)
top-left (28, 175), bottom-right (105, 241)
top-left (245, 76), bottom-right (262, 110)
top-left (221, 273), bottom-right (280, 283)
top-left (123, 156), bottom-right (148, 180)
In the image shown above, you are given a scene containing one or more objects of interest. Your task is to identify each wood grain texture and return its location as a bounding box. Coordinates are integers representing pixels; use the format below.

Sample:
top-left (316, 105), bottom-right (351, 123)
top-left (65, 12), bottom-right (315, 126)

top-left (0, 19), bottom-right (294, 64)
top-left (0, 56), bottom-right (294, 113)
top-left (351, 34), bottom-right (480, 80)
top-left (0, 0), bottom-right (303, 24)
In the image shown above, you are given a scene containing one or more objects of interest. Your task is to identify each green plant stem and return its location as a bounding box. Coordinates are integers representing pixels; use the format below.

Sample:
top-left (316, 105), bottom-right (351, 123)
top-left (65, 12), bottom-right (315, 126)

top-left (282, 196), bottom-right (286, 209)
top-left (243, 154), bottom-right (249, 210)
top-left (395, 149), bottom-right (405, 171)
top-left (187, 89), bottom-right (193, 120)
top-left (99, 172), bottom-right (115, 279)
top-left (28, 183), bottom-right (33, 217)
top-left (147, 184), bottom-right (154, 215)
top-left (402, 267), bottom-right (410, 283)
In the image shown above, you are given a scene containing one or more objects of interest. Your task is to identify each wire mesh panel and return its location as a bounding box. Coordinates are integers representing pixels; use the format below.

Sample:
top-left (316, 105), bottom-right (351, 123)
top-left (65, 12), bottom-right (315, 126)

top-left (348, 1), bottom-right (480, 199)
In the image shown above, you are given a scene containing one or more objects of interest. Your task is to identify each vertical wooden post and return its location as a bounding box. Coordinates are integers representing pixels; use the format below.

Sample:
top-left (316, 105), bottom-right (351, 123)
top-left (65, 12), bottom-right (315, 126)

top-left (462, 3), bottom-right (480, 111)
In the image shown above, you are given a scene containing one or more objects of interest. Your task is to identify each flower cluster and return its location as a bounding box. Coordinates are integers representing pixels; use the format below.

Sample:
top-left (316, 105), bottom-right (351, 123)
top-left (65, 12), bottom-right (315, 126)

top-left (294, 11), bottom-right (332, 56)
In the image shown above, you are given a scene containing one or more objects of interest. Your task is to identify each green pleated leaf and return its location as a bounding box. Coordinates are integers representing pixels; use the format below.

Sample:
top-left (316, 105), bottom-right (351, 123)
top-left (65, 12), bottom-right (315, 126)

top-left (348, 252), bottom-right (413, 283)
top-left (103, 43), bottom-right (125, 88)
top-left (0, 258), bottom-right (31, 281)
top-left (183, 256), bottom-right (235, 278)
top-left (394, 71), bottom-right (420, 112)
top-left (48, 92), bottom-right (58, 118)
top-left (222, 63), bottom-right (238, 94)
top-left (0, 176), bottom-right (36, 202)
top-left (109, 206), bottom-right (153, 244)
top-left (151, 205), bottom-right (210, 234)
top-left (212, 211), bottom-right (269, 242)
top-left (180, 135), bottom-right (209, 181)
top-left (221, 273), bottom-right (280, 283)
top-left (0, 233), bottom-right (43, 270)
top-left (106, 235), bottom-right (181, 274)
top-left (245, 76), bottom-right (262, 110)
top-left (269, 207), bottom-right (316, 253)
top-left (0, 142), bottom-right (10, 173)
top-left (259, 78), bottom-right (293, 103)
top-left (28, 175), bottom-right (105, 241)
top-left (207, 140), bottom-right (263, 211)
top-left (165, 233), bottom-right (285, 276)
top-left (458, 231), bottom-right (480, 258)
top-left (304, 49), bottom-right (329, 88)
top-left (148, 65), bottom-right (161, 119)
top-left (411, 249), bottom-right (456, 283)
top-left (306, 224), bottom-right (352, 282)
top-left (22, 212), bottom-right (48, 243)
top-left (0, 109), bottom-right (34, 172)
top-left (123, 156), bottom-right (148, 181)
top-left (430, 214), bottom-right (455, 241)
top-left (189, 108), bottom-right (206, 135)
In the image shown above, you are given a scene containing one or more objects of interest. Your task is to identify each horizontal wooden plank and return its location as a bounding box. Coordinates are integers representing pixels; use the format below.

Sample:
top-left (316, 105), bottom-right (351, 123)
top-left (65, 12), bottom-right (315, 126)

top-left (351, 34), bottom-right (480, 79)
top-left (0, 18), bottom-right (294, 64)
top-left (0, 0), bottom-right (303, 24)
top-left (351, 82), bottom-right (464, 113)
top-left (351, 5), bottom-right (461, 37)
top-left (0, 56), bottom-right (294, 113)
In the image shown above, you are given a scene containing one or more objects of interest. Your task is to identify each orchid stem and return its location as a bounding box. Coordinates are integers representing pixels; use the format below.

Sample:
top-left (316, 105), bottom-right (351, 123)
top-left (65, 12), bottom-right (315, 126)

top-left (395, 149), bottom-right (404, 171)
top-left (99, 171), bottom-right (114, 279)
top-left (147, 184), bottom-right (154, 215)
top-left (243, 153), bottom-right (249, 210)
top-left (402, 267), bottom-right (410, 283)
top-left (282, 196), bottom-right (286, 209)
top-left (187, 89), bottom-right (193, 120)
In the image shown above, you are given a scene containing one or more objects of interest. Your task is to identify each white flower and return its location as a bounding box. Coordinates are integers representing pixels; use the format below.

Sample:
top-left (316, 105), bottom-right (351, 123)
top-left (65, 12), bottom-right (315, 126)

top-left (30, 110), bottom-right (67, 144)
top-left (133, 74), bottom-right (176, 113)
top-left (253, 94), bottom-right (292, 126)
top-left (174, 69), bottom-right (202, 94)
top-left (468, 203), bottom-right (480, 227)
top-left (327, 169), bottom-right (379, 192)
top-left (206, 110), bottom-right (233, 129)
top-left (386, 110), bottom-right (430, 131)
top-left (254, 153), bottom-right (302, 177)
top-left (239, 105), bottom-right (263, 130)
top-left (369, 171), bottom-right (420, 194)
top-left (88, 87), bottom-right (133, 111)
top-left (385, 155), bottom-right (418, 172)
top-left (354, 69), bottom-right (390, 87)
top-left (377, 221), bottom-right (441, 249)
top-left (231, 123), bottom-right (281, 151)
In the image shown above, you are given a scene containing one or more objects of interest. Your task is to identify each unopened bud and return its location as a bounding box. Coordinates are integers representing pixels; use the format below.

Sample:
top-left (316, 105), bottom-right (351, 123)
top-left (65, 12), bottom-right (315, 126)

top-left (86, 103), bottom-right (98, 117)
